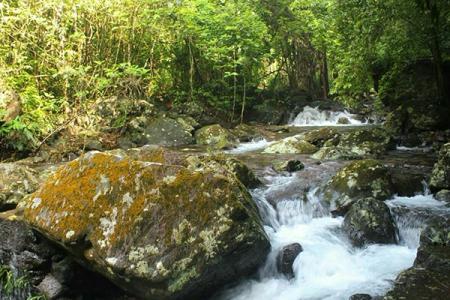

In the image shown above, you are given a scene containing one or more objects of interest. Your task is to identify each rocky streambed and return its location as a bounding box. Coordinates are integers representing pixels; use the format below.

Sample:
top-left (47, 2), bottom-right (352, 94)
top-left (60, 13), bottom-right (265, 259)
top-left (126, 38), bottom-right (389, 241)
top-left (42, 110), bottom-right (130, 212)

top-left (1, 109), bottom-right (450, 300)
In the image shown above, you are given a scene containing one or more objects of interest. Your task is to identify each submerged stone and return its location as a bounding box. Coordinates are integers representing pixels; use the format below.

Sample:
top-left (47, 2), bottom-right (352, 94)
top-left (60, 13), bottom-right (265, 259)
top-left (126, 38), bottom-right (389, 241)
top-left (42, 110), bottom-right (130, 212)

top-left (23, 152), bottom-right (269, 300)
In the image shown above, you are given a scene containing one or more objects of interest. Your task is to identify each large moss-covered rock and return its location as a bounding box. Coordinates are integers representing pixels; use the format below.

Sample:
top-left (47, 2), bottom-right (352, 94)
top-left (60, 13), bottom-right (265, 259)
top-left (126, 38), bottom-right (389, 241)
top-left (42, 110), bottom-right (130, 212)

top-left (0, 163), bottom-right (40, 211)
top-left (321, 160), bottom-right (394, 215)
top-left (313, 128), bottom-right (393, 160)
top-left (195, 124), bottom-right (238, 150)
top-left (231, 124), bottom-right (264, 142)
top-left (430, 143), bottom-right (450, 191)
top-left (124, 116), bottom-right (194, 147)
top-left (23, 152), bottom-right (269, 300)
top-left (385, 219), bottom-right (450, 300)
top-left (342, 198), bottom-right (397, 247)
top-left (263, 136), bottom-right (318, 154)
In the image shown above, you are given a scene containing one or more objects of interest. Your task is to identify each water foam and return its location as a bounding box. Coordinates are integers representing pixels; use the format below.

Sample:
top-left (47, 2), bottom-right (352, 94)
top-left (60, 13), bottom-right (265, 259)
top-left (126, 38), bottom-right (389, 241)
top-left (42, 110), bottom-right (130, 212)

top-left (290, 106), bottom-right (366, 127)
top-left (219, 174), bottom-right (441, 300)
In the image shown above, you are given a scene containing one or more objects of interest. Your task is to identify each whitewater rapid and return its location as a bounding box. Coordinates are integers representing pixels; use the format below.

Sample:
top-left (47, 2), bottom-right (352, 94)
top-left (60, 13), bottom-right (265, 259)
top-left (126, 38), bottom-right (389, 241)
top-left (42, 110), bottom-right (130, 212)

top-left (220, 172), bottom-right (448, 300)
top-left (290, 106), bottom-right (367, 127)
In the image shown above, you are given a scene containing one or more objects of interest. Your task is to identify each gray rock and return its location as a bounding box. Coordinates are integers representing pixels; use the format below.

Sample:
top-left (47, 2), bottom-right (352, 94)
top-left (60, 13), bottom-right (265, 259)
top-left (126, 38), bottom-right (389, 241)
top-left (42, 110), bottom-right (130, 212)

top-left (321, 159), bottom-right (395, 215)
top-left (37, 274), bottom-right (65, 299)
top-left (273, 160), bottom-right (305, 173)
top-left (343, 198), bottom-right (397, 247)
top-left (276, 243), bottom-right (303, 279)
top-left (430, 143), bottom-right (450, 191)
top-left (0, 163), bottom-right (40, 211)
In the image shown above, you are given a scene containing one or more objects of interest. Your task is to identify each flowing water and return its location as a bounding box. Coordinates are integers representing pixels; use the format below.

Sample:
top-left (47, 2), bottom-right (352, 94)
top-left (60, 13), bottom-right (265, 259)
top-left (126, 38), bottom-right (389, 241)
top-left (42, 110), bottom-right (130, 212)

top-left (217, 117), bottom-right (449, 300)
top-left (290, 106), bottom-right (367, 127)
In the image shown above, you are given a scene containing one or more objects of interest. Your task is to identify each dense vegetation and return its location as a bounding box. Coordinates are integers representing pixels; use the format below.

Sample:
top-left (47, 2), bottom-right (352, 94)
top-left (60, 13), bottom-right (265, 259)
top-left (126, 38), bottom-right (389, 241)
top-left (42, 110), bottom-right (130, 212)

top-left (1, 0), bottom-right (449, 151)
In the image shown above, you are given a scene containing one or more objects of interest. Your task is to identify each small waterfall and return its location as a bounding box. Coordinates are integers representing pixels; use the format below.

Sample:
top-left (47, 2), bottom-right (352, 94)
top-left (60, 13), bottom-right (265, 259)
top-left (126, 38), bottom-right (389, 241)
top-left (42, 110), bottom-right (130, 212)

top-left (290, 106), bottom-right (366, 126)
top-left (226, 138), bottom-right (273, 154)
top-left (219, 173), bottom-right (449, 300)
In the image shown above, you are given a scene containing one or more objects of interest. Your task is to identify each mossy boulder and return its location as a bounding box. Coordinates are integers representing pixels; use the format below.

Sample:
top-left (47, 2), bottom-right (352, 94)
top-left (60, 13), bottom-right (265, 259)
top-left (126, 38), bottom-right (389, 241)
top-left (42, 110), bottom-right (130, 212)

top-left (175, 115), bottom-right (200, 134)
top-left (299, 127), bottom-right (339, 148)
top-left (23, 152), bottom-right (269, 300)
top-left (321, 160), bottom-right (395, 215)
top-left (125, 116), bottom-right (194, 148)
top-left (231, 124), bottom-right (264, 142)
top-left (313, 128), bottom-right (393, 160)
top-left (186, 155), bottom-right (261, 189)
top-left (385, 219), bottom-right (450, 299)
top-left (0, 163), bottom-right (40, 211)
top-left (195, 124), bottom-right (238, 150)
top-left (263, 136), bottom-right (318, 154)
top-left (272, 160), bottom-right (305, 173)
top-left (430, 143), bottom-right (450, 191)
top-left (342, 198), bottom-right (397, 247)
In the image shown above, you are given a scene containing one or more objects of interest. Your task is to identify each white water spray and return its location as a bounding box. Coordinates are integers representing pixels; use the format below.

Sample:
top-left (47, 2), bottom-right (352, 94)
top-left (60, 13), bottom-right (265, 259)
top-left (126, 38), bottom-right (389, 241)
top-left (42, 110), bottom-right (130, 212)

top-left (290, 106), bottom-right (366, 127)
top-left (227, 139), bottom-right (274, 154)
top-left (220, 173), bottom-right (449, 300)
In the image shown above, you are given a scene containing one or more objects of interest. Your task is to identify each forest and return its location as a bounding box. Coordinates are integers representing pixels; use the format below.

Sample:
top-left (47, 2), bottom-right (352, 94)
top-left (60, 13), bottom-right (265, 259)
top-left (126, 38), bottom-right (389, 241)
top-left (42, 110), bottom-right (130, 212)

top-left (1, 0), bottom-right (449, 152)
top-left (1, 1), bottom-right (450, 300)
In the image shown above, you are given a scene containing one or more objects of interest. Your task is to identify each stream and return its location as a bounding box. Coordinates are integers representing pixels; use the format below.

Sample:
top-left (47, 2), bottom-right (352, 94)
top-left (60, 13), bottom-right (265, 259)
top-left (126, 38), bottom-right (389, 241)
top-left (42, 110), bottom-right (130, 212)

top-left (217, 107), bottom-right (449, 300)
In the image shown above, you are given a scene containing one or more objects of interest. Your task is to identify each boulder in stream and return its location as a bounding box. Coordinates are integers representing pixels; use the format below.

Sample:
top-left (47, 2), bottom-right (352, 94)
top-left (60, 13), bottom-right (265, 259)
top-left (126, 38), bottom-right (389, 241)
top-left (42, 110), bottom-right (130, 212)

top-left (23, 151), bottom-right (270, 300)
top-left (342, 198), bottom-right (397, 247)
top-left (430, 142), bottom-right (450, 191)
top-left (276, 243), bottom-right (303, 279)
top-left (263, 136), bottom-right (318, 154)
top-left (321, 159), bottom-right (395, 215)
top-left (385, 218), bottom-right (450, 299)
top-left (313, 128), bottom-right (393, 160)
top-left (123, 116), bottom-right (195, 148)
top-left (195, 124), bottom-right (238, 150)
top-left (273, 160), bottom-right (305, 173)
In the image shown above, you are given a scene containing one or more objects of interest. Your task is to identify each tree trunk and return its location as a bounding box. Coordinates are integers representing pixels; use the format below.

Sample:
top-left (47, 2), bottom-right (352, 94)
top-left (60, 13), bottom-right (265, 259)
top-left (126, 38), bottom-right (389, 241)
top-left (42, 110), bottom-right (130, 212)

top-left (321, 51), bottom-right (330, 99)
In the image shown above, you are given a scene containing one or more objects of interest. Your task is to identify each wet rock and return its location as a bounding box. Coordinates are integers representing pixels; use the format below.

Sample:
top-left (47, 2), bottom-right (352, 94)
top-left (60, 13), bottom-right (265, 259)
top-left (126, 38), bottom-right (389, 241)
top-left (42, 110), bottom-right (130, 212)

top-left (349, 294), bottom-right (372, 300)
top-left (430, 143), bottom-right (450, 191)
top-left (343, 198), bottom-right (397, 247)
top-left (276, 243), bottom-right (303, 279)
top-left (0, 163), bottom-right (40, 211)
top-left (389, 167), bottom-right (427, 197)
top-left (0, 218), bottom-right (56, 285)
top-left (263, 136), bottom-right (318, 154)
top-left (314, 128), bottom-right (393, 160)
top-left (338, 117), bottom-right (351, 125)
top-left (322, 160), bottom-right (395, 215)
top-left (186, 155), bottom-right (262, 189)
top-left (231, 124), bottom-right (264, 142)
top-left (435, 189), bottom-right (450, 203)
top-left (299, 128), bottom-right (340, 148)
top-left (273, 160), bottom-right (305, 173)
top-left (125, 116), bottom-right (194, 147)
top-left (23, 152), bottom-right (270, 300)
top-left (385, 219), bottom-right (450, 299)
top-left (195, 124), bottom-right (238, 150)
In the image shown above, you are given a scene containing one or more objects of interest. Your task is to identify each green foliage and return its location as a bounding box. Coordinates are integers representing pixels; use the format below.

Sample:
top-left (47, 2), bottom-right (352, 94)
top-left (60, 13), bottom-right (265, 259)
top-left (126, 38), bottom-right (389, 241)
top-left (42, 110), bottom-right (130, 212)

top-left (0, 265), bottom-right (45, 299)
